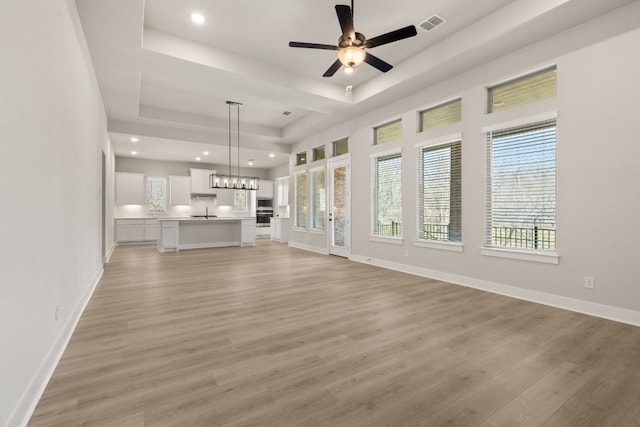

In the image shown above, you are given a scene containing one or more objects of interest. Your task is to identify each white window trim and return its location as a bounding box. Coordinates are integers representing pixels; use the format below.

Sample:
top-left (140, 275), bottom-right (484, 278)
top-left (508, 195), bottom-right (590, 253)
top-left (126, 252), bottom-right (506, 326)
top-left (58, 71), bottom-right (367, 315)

top-left (482, 111), bottom-right (558, 134)
top-left (371, 148), bottom-right (403, 239)
top-left (309, 166), bottom-right (326, 232)
top-left (294, 170), bottom-right (308, 230)
top-left (369, 235), bottom-right (404, 245)
top-left (415, 137), bottom-right (462, 247)
top-left (369, 147), bottom-right (402, 159)
top-left (414, 132), bottom-right (462, 150)
top-left (414, 239), bottom-right (463, 252)
top-left (481, 247), bottom-right (559, 264)
top-left (484, 117), bottom-right (558, 259)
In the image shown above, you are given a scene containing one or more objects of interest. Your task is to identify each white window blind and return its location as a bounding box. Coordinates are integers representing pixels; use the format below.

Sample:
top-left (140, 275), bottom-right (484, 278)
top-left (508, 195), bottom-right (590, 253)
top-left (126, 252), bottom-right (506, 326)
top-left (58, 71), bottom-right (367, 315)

top-left (311, 168), bottom-right (326, 231)
top-left (294, 172), bottom-right (307, 228)
top-left (372, 152), bottom-right (402, 237)
top-left (486, 119), bottom-right (556, 251)
top-left (420, 99), bottom-right (462, 132)
top-left (489, 67), bottom-right (557, 113)
top-left (418, 141), bottom-right (462, 242)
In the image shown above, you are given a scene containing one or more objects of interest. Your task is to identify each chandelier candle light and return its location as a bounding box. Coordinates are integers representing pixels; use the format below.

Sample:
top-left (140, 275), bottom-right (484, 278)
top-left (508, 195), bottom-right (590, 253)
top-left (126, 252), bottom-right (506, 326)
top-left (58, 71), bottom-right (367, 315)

top-left (210, 101), bottom-right (259, 191)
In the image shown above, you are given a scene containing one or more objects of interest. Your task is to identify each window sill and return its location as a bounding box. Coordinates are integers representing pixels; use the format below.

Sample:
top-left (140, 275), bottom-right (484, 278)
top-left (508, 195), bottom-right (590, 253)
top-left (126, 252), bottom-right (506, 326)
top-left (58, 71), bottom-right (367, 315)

top-left (293, 227), bottom-right (307, 232)
top-left (310, 229), bottom-right (326, 235)
top-left (414, 239), bottom-right (463, 252)
top-left (369, 235), bottom-right (404, 245)
top-left (481, 247), bottom-right (559, 264)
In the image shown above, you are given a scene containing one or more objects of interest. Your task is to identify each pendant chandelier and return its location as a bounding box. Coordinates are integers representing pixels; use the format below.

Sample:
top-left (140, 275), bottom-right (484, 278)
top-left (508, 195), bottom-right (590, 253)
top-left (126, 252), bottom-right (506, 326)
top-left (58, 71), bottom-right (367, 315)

top-left (209, 100), bottom-right (259, 191)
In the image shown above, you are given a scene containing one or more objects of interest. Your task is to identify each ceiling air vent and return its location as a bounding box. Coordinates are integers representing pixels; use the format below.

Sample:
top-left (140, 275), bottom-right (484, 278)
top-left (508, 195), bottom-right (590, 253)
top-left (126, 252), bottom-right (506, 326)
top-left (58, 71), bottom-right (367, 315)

top-left (419, 14), bottom-right (446, 32)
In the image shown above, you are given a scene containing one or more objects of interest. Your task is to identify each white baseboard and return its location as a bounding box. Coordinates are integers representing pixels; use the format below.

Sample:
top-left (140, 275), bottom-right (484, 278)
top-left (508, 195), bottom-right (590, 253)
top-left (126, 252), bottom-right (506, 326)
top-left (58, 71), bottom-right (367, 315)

top-left (104, 243), bottom-right (115, 263)
top-left (9, 266), bottom-right (104, 427)
top-left (287, 241), bottom-right (330, 255)
top-left (349, 254), bottom-right (640, 327)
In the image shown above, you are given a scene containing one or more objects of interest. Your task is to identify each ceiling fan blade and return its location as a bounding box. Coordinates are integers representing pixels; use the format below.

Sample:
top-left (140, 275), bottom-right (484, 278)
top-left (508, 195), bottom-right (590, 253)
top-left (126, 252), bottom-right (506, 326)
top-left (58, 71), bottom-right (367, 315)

top-left (335, 5), bottom-right (355, 41)
top-left (364, 25), bottom-right (417, 49)
top-left (363, 53), bottom-right (393, 73)
top-left (289, 41), bottom-right (339, 50)
top-left (323, 59), bottom-right (343, 77)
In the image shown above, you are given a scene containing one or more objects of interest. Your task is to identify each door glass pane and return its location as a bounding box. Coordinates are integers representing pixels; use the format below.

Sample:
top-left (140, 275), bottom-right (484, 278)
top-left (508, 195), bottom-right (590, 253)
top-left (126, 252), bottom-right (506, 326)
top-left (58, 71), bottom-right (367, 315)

top-left (332, 166), bottom-right (346, 248)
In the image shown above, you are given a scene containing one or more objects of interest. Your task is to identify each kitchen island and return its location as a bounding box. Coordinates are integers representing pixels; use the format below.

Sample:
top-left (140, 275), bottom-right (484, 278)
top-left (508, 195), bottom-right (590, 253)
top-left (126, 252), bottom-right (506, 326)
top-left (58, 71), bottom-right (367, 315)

top-left (157, 217), bottom-right (256, 252)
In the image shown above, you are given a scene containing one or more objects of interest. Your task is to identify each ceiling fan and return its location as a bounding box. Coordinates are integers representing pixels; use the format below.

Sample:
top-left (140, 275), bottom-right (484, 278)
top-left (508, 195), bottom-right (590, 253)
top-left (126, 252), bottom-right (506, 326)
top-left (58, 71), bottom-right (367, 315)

top-left (289, 0), bottom-right (417, 77)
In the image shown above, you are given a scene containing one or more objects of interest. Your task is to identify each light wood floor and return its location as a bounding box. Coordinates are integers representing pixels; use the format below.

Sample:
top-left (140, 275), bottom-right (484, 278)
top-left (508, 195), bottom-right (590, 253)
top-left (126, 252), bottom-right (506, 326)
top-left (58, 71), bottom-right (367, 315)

top-left (30, 240), bottom-right (640, 426)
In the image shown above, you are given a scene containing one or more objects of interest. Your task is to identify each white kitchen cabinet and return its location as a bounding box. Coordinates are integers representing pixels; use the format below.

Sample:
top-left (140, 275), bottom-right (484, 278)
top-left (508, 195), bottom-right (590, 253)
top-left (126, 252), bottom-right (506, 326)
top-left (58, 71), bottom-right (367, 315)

top-left (270, 217), bottom-right (289, 243)
top-left (116, 219), bottom-right (157, 243)
top-left (257, 180), bottom-right (274, 199)
top-left (129, 219), bottom-right (145, 241)
top-left (190, 168), bottom-right (216, 195)
top-left (116, 172), bottom-right (145, 205)
top-left (276, 176), bottom-right (289, 207)
top-left (241, 219), bottom-right (256, 246)
top-left (144, 219), bottom-right (157, 240)
top-left (169, 176), bottom-right (191, 205)
top-left (159, 221), bottom-right (178, 251)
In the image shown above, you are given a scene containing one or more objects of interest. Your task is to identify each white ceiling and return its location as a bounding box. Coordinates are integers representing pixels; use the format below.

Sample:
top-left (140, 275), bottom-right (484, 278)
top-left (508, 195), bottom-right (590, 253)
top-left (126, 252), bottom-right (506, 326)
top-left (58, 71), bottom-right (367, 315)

top-left (75, 0), bottom-right (636, 169)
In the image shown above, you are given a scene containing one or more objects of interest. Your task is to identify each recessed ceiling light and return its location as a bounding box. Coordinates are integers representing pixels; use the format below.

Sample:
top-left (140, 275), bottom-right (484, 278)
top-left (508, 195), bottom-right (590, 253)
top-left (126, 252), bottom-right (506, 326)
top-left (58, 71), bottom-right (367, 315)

top-left (130, 137), bottom-right (139, 142)
top-left (248, 159), bottom-right (254, 166)
top-left (203, 151), bottom-right (209, 155)
top-left (190, 13), bottom-right (205, 24)
top-left (195, 157), bottom-right (201, 161)
top-left (131, 151), bottom-right (137, 155)
top-left (269, 153), bottom-right (275, 158)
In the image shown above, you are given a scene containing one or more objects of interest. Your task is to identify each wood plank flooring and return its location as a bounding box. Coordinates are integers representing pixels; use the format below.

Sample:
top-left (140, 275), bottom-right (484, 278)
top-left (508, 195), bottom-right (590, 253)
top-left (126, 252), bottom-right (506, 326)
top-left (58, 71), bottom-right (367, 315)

top-left (29, 241), bottom-right (640, 426)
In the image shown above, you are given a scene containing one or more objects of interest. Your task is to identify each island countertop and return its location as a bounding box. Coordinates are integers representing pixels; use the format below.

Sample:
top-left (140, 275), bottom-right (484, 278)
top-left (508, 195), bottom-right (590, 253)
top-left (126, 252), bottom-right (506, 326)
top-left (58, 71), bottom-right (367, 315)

top-left (157, 217), bottom-right (256, 252)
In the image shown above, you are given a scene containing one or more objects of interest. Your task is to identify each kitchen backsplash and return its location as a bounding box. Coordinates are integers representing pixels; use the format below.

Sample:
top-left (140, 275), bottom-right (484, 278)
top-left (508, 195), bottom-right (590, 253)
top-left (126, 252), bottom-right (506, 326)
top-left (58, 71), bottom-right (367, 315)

top-left (115, 197), bottom-right (249, 218)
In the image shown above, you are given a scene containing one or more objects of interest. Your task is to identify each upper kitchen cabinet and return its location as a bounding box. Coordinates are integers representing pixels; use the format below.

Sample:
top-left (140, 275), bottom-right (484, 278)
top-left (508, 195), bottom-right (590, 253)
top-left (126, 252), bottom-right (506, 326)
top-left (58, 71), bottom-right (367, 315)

top-left (169, 176), bottom-right (191, 205)
top-left (190, 168), bottom-right (216, 195)
top-left (257, 180), bottom-right (274, 199)
top-left (116, 172), bottom-right (145, 205)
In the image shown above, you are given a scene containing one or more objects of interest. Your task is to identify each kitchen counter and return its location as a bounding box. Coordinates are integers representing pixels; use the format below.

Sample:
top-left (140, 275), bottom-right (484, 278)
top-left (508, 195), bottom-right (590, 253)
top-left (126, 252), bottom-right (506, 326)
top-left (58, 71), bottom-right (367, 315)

top-left (157, 217), bottom-right (256, 252)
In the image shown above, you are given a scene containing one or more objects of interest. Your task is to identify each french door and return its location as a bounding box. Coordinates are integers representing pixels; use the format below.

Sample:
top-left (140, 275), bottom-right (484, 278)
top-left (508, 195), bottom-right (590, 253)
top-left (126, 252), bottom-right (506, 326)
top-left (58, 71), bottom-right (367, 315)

top-left (327, 157), bottom-right (350, 257)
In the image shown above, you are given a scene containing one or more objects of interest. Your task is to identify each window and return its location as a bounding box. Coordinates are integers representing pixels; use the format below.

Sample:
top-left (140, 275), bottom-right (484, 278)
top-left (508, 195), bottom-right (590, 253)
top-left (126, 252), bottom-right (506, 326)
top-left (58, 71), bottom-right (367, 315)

top-left (486, 118), bottom-right (556, 251)
top-left (146, 177), bottom-right (166, 214)
top-left (489, 67), bottom-right (557, 113)
top-left (294, 171), bottom-right (307, 228)
top-left (233, 190), bottom-right (248, 212)
top-left (420, 99), bottom-right (462, 132)
top-left (333, 137), bottom-right (348, 156)
top-left (418, 140), bottom-right (462, 242)
top-left (374, 119), bottom-right (402, 145)
top-left (371, 150), bottom-right (402, 237)
top-left (310, 168), bottom-right (326, 231)
top-left (296, 151), bottom-right (307, 166)
top-left (312, 145), bottom-right (326, 162)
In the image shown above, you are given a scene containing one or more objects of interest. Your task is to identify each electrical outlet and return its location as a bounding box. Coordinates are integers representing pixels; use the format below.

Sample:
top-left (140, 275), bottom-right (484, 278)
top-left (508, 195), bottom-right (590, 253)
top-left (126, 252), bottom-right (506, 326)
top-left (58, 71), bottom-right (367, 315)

top-left (55, 304), bottom-right (59, 321)
top-left (584, 276), bottom-right (595, 289)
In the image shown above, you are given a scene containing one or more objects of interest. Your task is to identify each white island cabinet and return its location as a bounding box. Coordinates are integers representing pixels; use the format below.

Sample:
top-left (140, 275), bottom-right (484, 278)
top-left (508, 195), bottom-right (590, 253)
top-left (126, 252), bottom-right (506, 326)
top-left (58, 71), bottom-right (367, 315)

top-left (157, 218), bottom-right (256, 252)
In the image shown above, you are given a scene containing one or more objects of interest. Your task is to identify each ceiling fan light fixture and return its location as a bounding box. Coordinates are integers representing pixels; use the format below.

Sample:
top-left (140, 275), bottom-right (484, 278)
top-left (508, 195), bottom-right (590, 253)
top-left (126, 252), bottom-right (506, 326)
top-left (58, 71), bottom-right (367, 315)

top-left (344, 66), bottom-right (354, 75)
top-left (338, 46), bottom-right (366, 68)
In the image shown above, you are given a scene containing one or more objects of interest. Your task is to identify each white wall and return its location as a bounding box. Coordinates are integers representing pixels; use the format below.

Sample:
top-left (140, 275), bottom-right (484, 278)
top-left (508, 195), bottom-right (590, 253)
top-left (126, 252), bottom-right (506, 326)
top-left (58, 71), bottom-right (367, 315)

top-left (0, 0), bottom-right (113, 425)
top-left (288, 7), bottom-right (640, 323)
